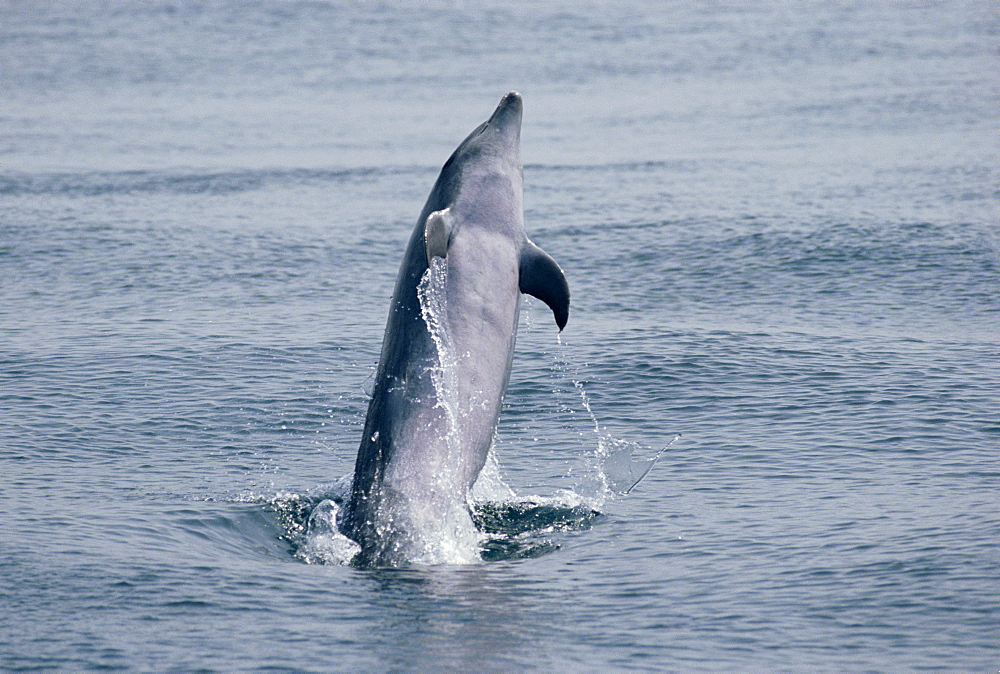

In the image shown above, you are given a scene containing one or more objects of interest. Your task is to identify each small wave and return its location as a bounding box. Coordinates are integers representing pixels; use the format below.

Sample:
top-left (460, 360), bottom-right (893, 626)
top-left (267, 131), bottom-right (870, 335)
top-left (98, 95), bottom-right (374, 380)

top-left (473, 494), bottom-right (604, 561)
top-left (0, 166), bottom-right (415, 197)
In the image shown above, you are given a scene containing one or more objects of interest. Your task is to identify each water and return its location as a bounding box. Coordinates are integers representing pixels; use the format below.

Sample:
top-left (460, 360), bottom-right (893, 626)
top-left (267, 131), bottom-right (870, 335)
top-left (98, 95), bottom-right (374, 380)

top-left (2, 1), bottom-right (998, 670)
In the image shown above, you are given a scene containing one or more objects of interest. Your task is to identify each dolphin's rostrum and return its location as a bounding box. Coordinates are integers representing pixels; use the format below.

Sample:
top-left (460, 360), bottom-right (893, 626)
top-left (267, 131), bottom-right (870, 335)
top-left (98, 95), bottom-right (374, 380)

top-left (343, 92), bottom-right (570, 566)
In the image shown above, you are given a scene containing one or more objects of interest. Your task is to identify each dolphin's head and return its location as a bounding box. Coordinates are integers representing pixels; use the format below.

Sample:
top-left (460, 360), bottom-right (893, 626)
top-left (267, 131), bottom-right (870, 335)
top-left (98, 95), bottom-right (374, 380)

top-left (424, 92), bottom-right (525, 229)
top-left (445, 91), bottom-right (523, 171)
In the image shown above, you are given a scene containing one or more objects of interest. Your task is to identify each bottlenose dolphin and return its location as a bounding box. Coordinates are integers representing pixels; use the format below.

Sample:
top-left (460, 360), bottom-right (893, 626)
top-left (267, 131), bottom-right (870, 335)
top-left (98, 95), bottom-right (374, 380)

top-left (343, 92), bottom-right (570, 566)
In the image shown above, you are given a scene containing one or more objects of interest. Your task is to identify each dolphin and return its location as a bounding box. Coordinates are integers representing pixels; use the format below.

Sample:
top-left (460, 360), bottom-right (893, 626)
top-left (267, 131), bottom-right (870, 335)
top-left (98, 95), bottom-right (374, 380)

top-left (343, 92), bottom-right (570, 566)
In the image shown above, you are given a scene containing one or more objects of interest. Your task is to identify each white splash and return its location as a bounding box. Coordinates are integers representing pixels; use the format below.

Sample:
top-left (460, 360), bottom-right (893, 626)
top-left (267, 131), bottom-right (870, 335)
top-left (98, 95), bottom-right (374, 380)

top-left (471, 446), bottom-right (517, 503)
top-left (573, 377), bottom-right (680, 498)
top-left (403, 256), bottom-right (484, 565)
top-left (298, 499), bottom-right (361, 565)
top-left (418, 256), bottom-right (460, 445)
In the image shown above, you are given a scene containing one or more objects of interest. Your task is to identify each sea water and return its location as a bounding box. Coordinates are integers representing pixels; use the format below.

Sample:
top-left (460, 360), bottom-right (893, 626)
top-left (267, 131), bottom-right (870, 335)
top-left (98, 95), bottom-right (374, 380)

top-left (2, 1), bottom-right (998, 670)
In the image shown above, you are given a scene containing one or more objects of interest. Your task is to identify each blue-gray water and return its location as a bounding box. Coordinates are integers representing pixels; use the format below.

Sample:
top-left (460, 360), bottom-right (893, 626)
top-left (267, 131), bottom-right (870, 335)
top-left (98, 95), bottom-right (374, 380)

top-left (2, 1), bottom-right (998, 670)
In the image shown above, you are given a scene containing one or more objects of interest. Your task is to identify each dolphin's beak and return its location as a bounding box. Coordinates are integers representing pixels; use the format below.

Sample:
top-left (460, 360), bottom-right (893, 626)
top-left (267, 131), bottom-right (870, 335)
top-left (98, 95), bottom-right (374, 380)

top-left (487, 91), bottom-right (523, 136)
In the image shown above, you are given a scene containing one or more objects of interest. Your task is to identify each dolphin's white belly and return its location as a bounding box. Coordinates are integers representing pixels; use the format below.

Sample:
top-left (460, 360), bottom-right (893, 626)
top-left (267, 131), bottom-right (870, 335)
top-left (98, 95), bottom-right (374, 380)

top-left (442, 228), bottom-right (521, 488)
top-left (378, 229), bottom-right (518, 511)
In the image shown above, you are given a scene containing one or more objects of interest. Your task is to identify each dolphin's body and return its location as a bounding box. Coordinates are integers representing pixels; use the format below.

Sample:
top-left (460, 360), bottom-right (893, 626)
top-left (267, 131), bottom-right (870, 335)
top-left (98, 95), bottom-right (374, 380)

top-left (343, 92), bottom-right (569, 566)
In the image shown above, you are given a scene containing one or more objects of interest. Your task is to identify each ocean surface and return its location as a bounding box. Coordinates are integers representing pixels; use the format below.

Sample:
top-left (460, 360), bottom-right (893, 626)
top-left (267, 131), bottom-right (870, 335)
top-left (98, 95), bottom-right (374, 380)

top-left (2, 1), bottom-right (998, 670)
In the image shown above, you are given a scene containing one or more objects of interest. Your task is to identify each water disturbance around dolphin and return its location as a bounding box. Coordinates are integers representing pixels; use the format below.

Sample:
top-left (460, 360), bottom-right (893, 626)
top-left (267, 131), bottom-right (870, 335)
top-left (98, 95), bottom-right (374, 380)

top-left (336, 92), bottom-right (572, 567)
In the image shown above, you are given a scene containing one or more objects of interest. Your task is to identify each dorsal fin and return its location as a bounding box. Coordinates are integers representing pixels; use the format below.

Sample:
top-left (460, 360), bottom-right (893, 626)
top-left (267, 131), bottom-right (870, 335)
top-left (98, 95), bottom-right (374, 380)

top-left (424, 208), bottom-right (455, 262)
top-left (519, 240), bottom-right (570, 330)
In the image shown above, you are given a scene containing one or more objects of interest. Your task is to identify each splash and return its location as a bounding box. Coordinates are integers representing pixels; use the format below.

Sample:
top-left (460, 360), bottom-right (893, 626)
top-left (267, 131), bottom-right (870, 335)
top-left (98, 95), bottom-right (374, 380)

top-left (543, 334), bottom-right (680, 504)
top-left (263, 485), bottom-right (601, 565)
top-left (287, 267), bottom-right (675, 566)
top-left (573, 380), bottom-right (681, 502)
top-left (298, 499), bottom-right (361, 565)
top-left (574, 379), bottom-right (680, 496)
top-left (380, 255), bottom-right (481, 565)
top-left (417, 256), bottom-right (460, 448)
top-left (470, 447), bottom-right (517, 503)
